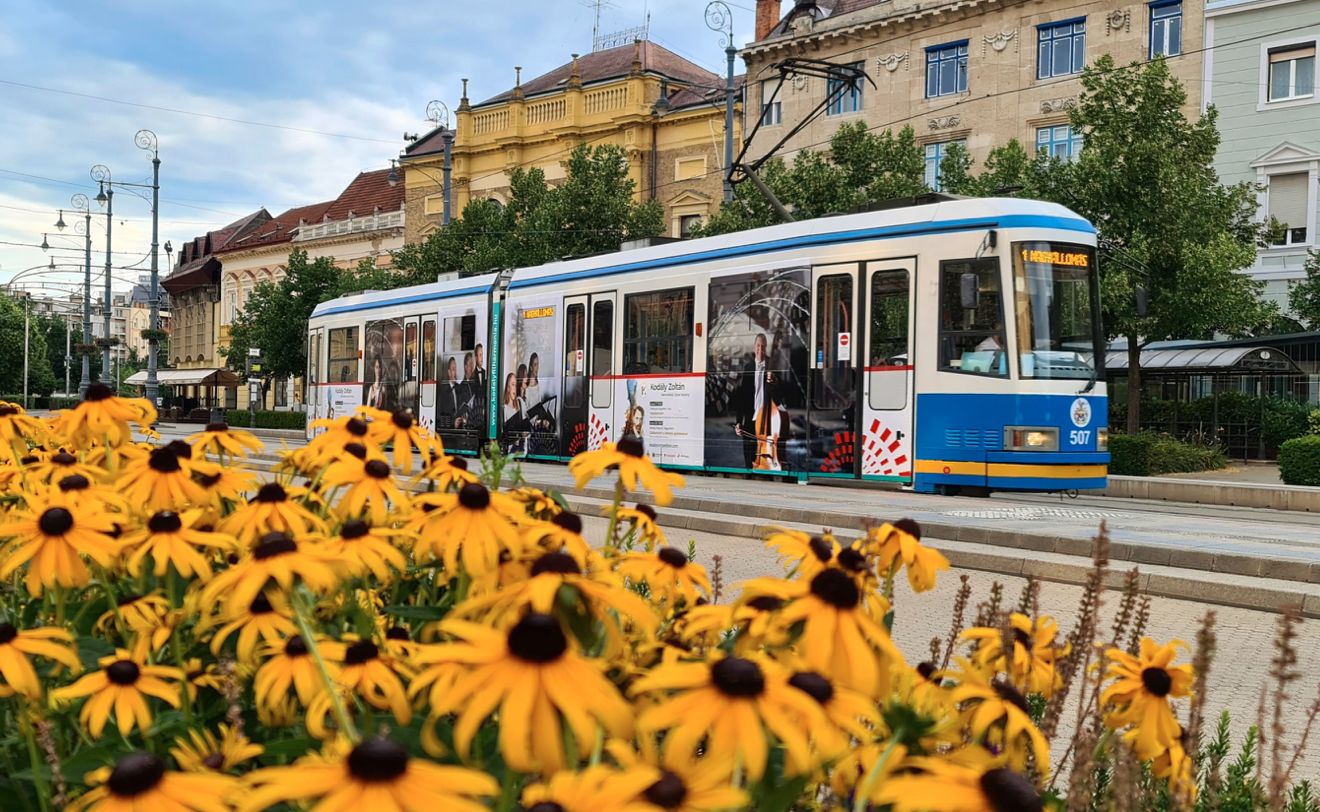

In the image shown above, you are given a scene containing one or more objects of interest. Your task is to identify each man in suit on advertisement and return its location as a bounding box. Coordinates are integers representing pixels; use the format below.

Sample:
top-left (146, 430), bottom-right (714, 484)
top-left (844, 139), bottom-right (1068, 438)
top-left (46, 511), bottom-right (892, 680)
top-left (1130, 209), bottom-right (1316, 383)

top-left (733, 332), bottom-right (778, 469)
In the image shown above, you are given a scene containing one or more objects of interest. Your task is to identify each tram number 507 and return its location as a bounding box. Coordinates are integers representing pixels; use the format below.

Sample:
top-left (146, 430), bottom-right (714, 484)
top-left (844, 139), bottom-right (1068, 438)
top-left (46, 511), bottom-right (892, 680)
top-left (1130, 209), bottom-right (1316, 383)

top-left (1069, 430), bottom-right (1091, 446)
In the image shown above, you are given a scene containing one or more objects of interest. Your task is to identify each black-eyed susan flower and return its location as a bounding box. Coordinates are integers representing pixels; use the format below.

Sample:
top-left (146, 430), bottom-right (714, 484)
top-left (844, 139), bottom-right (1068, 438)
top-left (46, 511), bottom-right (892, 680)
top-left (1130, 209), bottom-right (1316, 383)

top-left (97, 593), bottom-right (173, 658)
top-left (0, 621), bottom-right (80, 698)
top-left (569, 437), bottom-right (685, 505)
top-left (741, 568), bottom-right (904, 696)
top-left (962, 612), bottom-right (1069, 698)
top-left (867, 518), bottom-right (950, 593)
top-left (616, 547), bottom-right (710, 606)
top-left (187, 421), bottom-right (263, 459)
top-left (200, 530), bottom-right (343, 617)
top-left (206, 591), bottom-right (297, 664)
top-left (194, 465), bottom-right (256, 506)
top-left (509, 485), bottom-right (563, 520)
top-left (218, 482), bottom-right (326, 547)
top-left (780, 670), bottom-right (880, 774)
top-left (322, 519), bottom-right (407, 583)
top-left (66, 751), bottom-right (236, 812)
top-left (411, 613), bottom-right (633, 773)
top-left (307, 636), bottom-right (413, 734)
top-left (616, 503), bottom-right (665, 549)
top-left (364, 407), bottom-right (440, 474)
top-left (253, 634), bottom-right (343, 711)
top-left (26, 449), bottom-right (102, 486)
top-left (632, 653), bottom-right (830, 781)
top-left (520, 765), bottom-right (659, 811)
top-left (947, 659), bottom-right (1050, 774)
top-left (417, 452), bottom-right (479, 491)
top-left (0, 491), bottom-right (120, 595)
top-left (121, 509), bottom-right (235, 582)
top-left (117, 445), bottom-right (209, 512)
top-left (765, 528), bottom-right (840, 578)
top-left (322, 454), bottom-right (409, 525)
top-left (0, 401), bottom-right (47, 462)
top-left (306, 414), bottom-right (376, 464)
top-left (410, 483), bottom-right (526, 577)
top-left (1101, 637), bottom-right (1193, 760)
top-left (51, 383), bottom-right (156, 449)
top-left (170, 724), bottom-right (264, 772)
top-left (239, 736), bottom-right (497, 812)
top-left (872, 754), bottom-right (1043, 812)
top-left (523, 510), bottom-right (593, 566)
top-left (607, 742), bottom-right (749, 812)
top-left (50, 648), bottom-right (183, 738)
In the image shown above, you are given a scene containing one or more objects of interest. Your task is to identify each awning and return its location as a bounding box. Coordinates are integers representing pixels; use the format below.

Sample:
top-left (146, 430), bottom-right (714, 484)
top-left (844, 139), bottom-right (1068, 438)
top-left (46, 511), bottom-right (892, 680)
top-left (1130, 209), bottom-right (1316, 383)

top-left (1104, 346), bottom-right (1303, 374)
top-left (123, 368), bottom-right (242, 386)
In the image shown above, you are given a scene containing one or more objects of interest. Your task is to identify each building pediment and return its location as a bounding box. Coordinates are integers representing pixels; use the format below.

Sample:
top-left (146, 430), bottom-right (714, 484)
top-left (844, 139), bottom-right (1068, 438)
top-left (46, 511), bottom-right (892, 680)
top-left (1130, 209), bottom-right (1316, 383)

top-left (1252, 142), bottom-right (1320, 168)
top-left (667, 189), bottom-right (713, 206)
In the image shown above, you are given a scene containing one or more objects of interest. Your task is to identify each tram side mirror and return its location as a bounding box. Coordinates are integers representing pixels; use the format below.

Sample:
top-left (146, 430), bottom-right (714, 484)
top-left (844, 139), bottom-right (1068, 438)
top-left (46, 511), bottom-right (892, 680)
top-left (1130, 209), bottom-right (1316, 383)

top-left (959, 273), bottom-right (980, 311)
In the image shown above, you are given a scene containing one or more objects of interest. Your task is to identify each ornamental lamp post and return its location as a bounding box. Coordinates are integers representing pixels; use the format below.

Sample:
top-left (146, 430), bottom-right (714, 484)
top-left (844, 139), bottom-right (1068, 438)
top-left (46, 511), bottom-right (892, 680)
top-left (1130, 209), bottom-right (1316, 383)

top-left (59, 193), bottom-right (95, 396)
top-left (706, 1), bottom-right (736, 203)
top-left (92, 164), bottom-right (113, 380)
top-left (136, 129), bottom-right (162, 409)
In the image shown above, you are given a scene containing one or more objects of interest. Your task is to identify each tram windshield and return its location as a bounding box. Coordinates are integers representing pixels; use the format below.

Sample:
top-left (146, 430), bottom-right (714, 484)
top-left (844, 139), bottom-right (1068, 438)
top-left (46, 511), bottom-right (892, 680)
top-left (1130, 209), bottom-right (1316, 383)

top-left (1012, 242), bottom-right (1099, 380)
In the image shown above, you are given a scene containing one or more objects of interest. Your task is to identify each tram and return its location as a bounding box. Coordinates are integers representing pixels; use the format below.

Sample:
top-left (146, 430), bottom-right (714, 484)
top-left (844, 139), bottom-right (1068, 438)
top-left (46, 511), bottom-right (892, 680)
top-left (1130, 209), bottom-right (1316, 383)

top-left (306, 196), bottom-right (1108, 494)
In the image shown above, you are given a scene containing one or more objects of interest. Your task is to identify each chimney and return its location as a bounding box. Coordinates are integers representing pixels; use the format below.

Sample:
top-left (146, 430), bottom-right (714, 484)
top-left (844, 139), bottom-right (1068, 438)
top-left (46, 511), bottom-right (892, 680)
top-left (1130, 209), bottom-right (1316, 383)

top-left (755, 0), bottom-right (781, 40)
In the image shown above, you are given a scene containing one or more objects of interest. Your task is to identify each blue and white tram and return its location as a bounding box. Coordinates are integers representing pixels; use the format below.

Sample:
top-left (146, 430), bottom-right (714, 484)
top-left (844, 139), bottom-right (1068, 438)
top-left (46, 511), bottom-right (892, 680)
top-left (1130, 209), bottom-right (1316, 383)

top-left (307, 196), bottom-right (1108, 494)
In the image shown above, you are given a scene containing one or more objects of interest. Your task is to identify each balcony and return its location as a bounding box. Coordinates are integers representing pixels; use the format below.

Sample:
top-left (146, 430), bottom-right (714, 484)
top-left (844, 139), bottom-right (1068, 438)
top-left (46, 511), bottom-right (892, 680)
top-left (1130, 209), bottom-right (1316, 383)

top-left (294, 209), bottom-right (404, 242)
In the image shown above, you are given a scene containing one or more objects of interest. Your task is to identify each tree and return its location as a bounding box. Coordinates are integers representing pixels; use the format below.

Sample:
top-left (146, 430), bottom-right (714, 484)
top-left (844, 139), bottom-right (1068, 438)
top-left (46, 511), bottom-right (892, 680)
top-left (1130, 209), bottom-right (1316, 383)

top-left (0, 294), bottom-right (57, 397)
top-left (224, 249), bottom-right (340, 380)
top-left (1287, 251), bottom-right (1320, 329)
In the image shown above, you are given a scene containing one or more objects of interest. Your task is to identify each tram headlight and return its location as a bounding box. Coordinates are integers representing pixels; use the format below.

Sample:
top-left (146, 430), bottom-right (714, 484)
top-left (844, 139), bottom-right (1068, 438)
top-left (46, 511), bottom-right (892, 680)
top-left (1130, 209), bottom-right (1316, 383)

top-left (1096, 427), bottom-right (1109, 451)
top-left (1003, 426), bottom-right (1058, 451)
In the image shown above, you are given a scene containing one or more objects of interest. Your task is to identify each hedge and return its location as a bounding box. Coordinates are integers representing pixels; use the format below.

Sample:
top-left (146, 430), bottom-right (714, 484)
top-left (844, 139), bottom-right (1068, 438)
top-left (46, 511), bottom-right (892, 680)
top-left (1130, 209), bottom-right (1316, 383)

top-left (1278, 435), bottom-right (1320, 486)
top-left (1108, 431), bottom-right (1227, 477)
top-left (1110, 393), bottom-right (1313, 453)
top-left (224, 410), bottom-right (308, 430)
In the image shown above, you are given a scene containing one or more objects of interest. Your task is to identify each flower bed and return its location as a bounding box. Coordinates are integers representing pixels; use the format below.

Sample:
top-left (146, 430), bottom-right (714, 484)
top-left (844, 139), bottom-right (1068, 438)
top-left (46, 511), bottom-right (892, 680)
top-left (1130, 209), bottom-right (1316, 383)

top-left (0, 388), bottom-right (1311, 810)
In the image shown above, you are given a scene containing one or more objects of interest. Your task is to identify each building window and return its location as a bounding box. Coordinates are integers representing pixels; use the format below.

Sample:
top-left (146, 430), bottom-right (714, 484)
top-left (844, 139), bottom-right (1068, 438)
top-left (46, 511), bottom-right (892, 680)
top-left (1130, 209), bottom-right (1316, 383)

top-left (1149, 1), bottom-right (1181, 58)
top-left (623, 287), bottom-right (694, 374)
top-left (1267, 172), bottom-right (1311, 246)
top-left (1036, 125), bottom-right (1084, 160)
top-left (1268, 45), bottom-right (1316, 102)
top-left (679, 214), bottom-right (702, 237)
top-left (924, 139), bottom-right (966, 191)
top-left (827, 62), bottom-right (865, 115)
top-left (926, 41), bottom-right (969, 98)
top-left (760, 80), bottom-right (782, 125)
top-left (423, 195), bottom-right (444, 216)
top-left (675, 157), bottom-right (706, 181)
top-left (1038, 19), bottom-right (1086, 79)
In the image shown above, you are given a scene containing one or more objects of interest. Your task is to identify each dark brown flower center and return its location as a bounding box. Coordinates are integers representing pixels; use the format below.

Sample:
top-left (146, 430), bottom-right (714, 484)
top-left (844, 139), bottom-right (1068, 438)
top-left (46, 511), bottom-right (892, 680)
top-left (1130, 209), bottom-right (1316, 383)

top-left (391, 410), bottom-right (413, 429)
top-left (617, 436), bottom-right (644, 457)
top-left (836, 547), bottom-right (867, 572)
top-left (385, 626), bottom-right (411, 641)
top-left (0, 405), bottom-right (16, 416)
top-left (808, 535), bottom-right (833, 562)
top-left (106, 752), bottom-right (165, 797)
top-left (166, 440), bottom-right (194, 459)
top-left (451, 457), bottom-right (468, 471)
top-left (711, 657), bottom-right (766, 698)
top-left (1013, 628), bottom-right (1033, 650)
top-left (343, 442), bottom-right (368, 460)
top-left (250, 593), bottom-right (274, 615)
top-left (84, 383), bottom-right (113, 402)
top-left (205, 422), bottom-right (229, 433)
top-left (340, 519), bottom-right (370, 540)
top-left (347, 737), bottom-right (409, 782)
top-left (201, 753), bottom-right (225, 771)
top-left (745, 595), bottom-right (783, 612)
top-left (147, 448), bottom-right (181, 473)
top-left (197, 471), bottom-right (222, 487)
top-left (916, 661), bottom-right (938, 681)
top-left (254, 483), bottom-right (287, 503)
top-left (788, 671), bottom-right (835, 705)
top-left (893, 518), bottom-right (922, 540)
top-left (284, 635), bottom-right (308, 657)
top-left (809, 568), bottom-right (860, 609)
top-left (344, 640), bottom-right (379, 665)
top-left (1142, 667), bottom-right (1173, 697)
top-left (51, 452), bottom-right (77, 466)
top-left (657, 547), bottom-right (688, 568)
top-left (634, 503), bottom-right (656, 521)
top-left (39, 507), bottom-right (74, 536)
top-left (526, 805), bottom-right (566, 812)
top-left (58, 474), bottom-right (90, 492)
top-left (550, 512), bottom-right (582, 534)
top-left (364, 460), bottom-right (391, 479)
top-left (106, 660), bottom-right (141, 686)
top-left (20, 455), bottom-right (37, 466)
top-left (530, 551), bottom-right (581, 576)
top-left (0, 623), bottom-right (17, 644)
top-left (147, 511), bottom-right (183, 533)
top-left (507, 613), bottom-right (568, 664)
top-left (346, 417), bottom-right (368, 437)
top-left (993, 680), bottom-right (1031, 715)
top-left (458, 483), bottom-right (490, 509)
top-left (253, 532), bottom-right (297, 560)
top-left (979, 768), bottom-right (1043, 812)
top-left (643, 771), bottom-right (688, 808)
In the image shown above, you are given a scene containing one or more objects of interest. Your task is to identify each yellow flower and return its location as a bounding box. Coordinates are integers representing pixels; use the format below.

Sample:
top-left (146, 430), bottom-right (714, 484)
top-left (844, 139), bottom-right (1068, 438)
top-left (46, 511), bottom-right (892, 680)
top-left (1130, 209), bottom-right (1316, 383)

top-left (170, 724), bottom-right (264, 772)
top-left (616, 547), bottom-right (710, 606)
top-left (307, 635), bottom-right (414, 734)
top-left (50, 649), bottom-right (183, 738)
top-left (218, 481), bottom-right (326, 547)
top-left (520, 765), bottom-right (658, 811)
top-left (523, 511), bottom-right (594, 566)
top-left (608, 744), bottom-right (749, 812)
top-left (508, 486), bottom-right (563, 520)
top-left (0, 621), bottom-right (80, 698)
top-left (0, 401), bottom-right (48, 461)
top-left (872, 754), bottom-right (1043, 812)
top-left (1101, 638), bottom-right (1193, 760)
top-left (253, 634), bottom-right (342, 711)
top-left (121, 509), bottom-right (235, 582)
top-left (187, 421), bottom-right (264, 458)
top-left (411, 613), bottom-right (633, 773)
top-left (947, 658), bottom-right (1050, 774)
top-left (206, 591), bottom-right (297, 664)
top-left (779, 670), bottom-right (880, 774)
top-left (765, 527), bottom-right (840, 578)
top-left (193, 465), bottom-right (257, 506)
top-left (322, 452), bottom-right (410, 525)
top-left (417, 452), bottom-right (480, 491)
top-left (25, 449), bottom-right (103, 486)
top-left (616, 503), bottom-right (666, 549)
top-left (66, 751), bottom-right (236, 812)
top-left (305, 414), bottom-right (377, 465)
top-left (0, 491), bottom-right (121, 596)
top-left (51, 383), bottom-right (156, 449)
top-left (408, 483), bottom-right (526, 577)
top-left (116, 444), bottom-right (209, 512)
top-left (568, 438), bottom-right (685, 506)
top-left (239, 737), bottom-right (497, 812)
top-left (97, 593), bottom-right (174, 658)
top-left (322, 519), bottom-right (408, 583)
top-left (867, 519), bottom-right (950, 593)
top-left (962, 613), bottom-right (1070, 697)
top-left (199, 531), bottom-right (343, 617)
top-left (363, 406), bottom-right (441, 474)
top-left (632, 653), bottom-right (831, 781)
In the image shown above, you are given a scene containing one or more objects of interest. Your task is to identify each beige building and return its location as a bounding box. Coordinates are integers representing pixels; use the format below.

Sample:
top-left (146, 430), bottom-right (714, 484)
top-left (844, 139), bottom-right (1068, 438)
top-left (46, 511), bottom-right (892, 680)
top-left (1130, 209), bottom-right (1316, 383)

top-left (402, 40), bottom-right (743, 244)
top-left (743, 0), bottom-right (1203, 188)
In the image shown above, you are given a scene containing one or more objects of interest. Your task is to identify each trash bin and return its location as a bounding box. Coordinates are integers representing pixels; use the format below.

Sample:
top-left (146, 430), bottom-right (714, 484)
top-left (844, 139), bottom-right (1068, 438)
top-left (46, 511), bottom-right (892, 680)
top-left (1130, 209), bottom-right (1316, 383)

top-left (210, 406), bottom-right (225, 425)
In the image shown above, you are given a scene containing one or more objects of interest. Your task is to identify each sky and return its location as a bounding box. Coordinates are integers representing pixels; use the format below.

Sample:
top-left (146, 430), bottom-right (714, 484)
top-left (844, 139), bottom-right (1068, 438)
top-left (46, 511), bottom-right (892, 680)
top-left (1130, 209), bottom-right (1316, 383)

top-left (0, 0), bottom-right (758, 301)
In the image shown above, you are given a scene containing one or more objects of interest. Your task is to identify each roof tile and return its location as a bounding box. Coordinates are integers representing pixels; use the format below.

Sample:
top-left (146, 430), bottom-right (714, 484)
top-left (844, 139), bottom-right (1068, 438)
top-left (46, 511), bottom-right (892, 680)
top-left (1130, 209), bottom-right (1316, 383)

top-left (478, 40), bottom-right (719, 106)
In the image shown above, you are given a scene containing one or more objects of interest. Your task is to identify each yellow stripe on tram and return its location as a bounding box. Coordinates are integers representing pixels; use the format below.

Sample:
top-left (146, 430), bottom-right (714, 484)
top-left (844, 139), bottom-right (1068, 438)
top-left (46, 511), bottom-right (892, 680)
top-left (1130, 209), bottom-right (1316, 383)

top-left (914, 460), bottom-right (986, 476)
top-left (987, 464), bottom-right (1107, 479)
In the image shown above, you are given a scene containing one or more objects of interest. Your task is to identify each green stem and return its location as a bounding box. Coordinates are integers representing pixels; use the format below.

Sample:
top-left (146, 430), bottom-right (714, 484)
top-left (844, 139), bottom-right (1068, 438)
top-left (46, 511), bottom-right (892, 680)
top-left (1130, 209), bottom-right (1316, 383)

top-left (93, 567), bottom-right (128, 642)
top-left (52, 587), bottom-right (65, 628)
top-left (853, 734), bottom-right (903, 812)
top-left (603, 479), bottom-right (624, 555)
top-left (20, 707), bottom-right (51, 812)
top-left (290, 588), bottom-right (359, 743)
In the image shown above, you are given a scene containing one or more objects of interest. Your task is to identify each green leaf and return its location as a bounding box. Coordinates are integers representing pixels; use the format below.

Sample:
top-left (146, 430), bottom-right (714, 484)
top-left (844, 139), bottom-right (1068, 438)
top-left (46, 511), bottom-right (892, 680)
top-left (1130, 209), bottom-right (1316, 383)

top-left (76, 636), bottom-right (114, 668)
top-left (382, 604), bottom-right (449, 621)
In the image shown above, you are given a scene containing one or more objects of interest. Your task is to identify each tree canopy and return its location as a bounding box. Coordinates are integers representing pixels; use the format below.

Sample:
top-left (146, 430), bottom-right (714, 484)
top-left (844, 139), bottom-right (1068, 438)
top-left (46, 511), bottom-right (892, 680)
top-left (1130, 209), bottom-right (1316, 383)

top-left (0, 294), bottom-right (58, 398)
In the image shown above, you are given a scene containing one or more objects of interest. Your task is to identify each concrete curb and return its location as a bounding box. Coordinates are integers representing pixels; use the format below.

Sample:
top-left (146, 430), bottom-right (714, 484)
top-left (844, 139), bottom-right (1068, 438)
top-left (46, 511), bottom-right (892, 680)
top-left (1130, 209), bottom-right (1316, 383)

top-left (1104, 475), bottom-right (1320, 513)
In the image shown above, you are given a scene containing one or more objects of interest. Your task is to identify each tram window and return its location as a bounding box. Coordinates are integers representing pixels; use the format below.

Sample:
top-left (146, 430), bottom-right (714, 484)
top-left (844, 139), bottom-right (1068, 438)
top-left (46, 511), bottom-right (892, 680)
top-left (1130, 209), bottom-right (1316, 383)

top-left (868, 270), bottom-right (909, 410)
top-left (623, 288), bottom-right (694, 375)
top-left (937, 258), bottom-right (1006, 377)
top-left (813, 274), bottom-right (855, 410)
top-left (328, 326), bottom-right (360, 383)
top-left (307, 332), bottom-right (320, 388)
top-left (592, 300), bottom-right (614, 409)
top-left (565, 303), bottom-right (585, 409)
top-left (422, 319), bottom-right (437, 381)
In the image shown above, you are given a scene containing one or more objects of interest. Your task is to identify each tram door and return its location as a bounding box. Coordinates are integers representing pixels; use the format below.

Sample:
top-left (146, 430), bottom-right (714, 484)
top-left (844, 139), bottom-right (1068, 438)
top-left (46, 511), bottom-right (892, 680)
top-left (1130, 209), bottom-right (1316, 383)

top-left (808, 265), bottom-right (860, 476)
top-left (860, 261), bottom-right (915, 483)
top-left (561, 296), bottom-right (589, 457)
top-left (587, 293), bottom-right (616, 451)
top-left (559, 293), bottom-right (616, 457)
top-left (305, 327), bottom-right (323, 439)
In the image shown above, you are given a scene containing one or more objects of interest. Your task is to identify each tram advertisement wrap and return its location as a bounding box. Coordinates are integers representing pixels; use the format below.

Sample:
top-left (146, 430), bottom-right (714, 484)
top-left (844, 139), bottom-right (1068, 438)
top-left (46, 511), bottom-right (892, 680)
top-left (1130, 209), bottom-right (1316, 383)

top-left (434, 308), bottom-right (488, 453)
top-left (502, 296), bottom-right (561, 457)
top-left (363, 318), bottom-right (420, 418)
top-left (613, 375), bottom-right (704, 467)
top-left (704, 267), bottom-right (811, 472)
top-left (320, 383), bottom-right (363, 427)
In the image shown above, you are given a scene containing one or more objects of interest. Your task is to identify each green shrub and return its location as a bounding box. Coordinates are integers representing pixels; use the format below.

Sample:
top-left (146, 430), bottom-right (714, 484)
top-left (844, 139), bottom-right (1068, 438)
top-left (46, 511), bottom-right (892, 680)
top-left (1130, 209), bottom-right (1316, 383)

top-left (226, 410), bottom-right (307, 431)
top-left (1261, 397), bottom-right (1311, 448)
top-left (1278, 435), bottom-right (1320, 486)
top-left (1308, 408), bottom-right (1320, 436)
top-left (1108, 433), bottom-right (1155, 476)
top-left (1108, 431), bottom-right (1226, 476)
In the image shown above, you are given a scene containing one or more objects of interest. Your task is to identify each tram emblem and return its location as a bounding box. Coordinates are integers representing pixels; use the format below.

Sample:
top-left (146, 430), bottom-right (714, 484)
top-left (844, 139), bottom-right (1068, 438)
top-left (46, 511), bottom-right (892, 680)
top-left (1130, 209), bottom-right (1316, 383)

top-left (1070, 398), bottom-right (1092, 428)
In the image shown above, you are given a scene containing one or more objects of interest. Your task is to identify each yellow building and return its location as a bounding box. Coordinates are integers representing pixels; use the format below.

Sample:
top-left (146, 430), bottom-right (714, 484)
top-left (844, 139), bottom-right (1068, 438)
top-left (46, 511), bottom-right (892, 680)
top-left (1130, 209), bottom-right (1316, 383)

top-left (401, 39), bottom-right (744, 244)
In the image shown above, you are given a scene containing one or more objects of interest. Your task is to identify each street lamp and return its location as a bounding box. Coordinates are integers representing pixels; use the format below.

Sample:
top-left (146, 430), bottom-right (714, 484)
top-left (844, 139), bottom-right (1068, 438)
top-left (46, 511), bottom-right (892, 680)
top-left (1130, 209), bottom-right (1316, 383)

top-left (706, 1), bottom-right (737, 203)
top-left (91, 164), bottom-right (114, 381)
top-left (392, 101), bottom-right (456, 225)
top-left (135, 129), bottom-right (162, 409)
top-left (65, 193), bottom-right (95, 396)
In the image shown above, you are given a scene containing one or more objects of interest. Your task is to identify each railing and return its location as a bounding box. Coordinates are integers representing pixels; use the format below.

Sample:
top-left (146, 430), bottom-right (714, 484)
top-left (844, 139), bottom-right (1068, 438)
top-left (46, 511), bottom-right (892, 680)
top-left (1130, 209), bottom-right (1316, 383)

top-left (294, 210), bottom-right (404, 242)
top-left (473, 108), bottom-right (510, 135)
top-left (584, 86), bottom-right (628, 115)
top-left (526, 97), bottom-right (566, 125)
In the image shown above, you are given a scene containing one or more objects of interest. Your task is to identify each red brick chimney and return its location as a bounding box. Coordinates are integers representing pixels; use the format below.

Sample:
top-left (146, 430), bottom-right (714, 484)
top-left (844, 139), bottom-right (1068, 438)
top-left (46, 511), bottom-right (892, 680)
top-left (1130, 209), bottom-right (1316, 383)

top-left (755, 0), bottom-right (781, 41)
